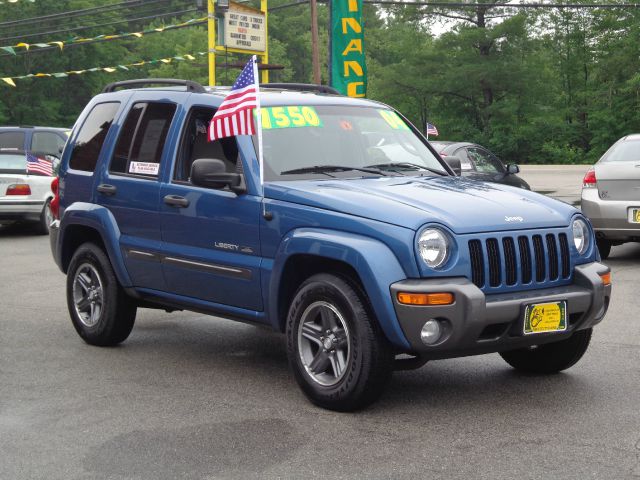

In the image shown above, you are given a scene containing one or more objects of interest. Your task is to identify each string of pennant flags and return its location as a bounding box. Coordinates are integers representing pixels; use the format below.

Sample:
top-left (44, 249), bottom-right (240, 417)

top-left (1, 51), bottom-right (208, 87)
top-left (0, 17), bottom-right (206, 55)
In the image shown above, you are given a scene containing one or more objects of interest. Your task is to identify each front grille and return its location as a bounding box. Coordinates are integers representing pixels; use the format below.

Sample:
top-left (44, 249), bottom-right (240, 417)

top-left (468, 232), bottom-right (571, 290)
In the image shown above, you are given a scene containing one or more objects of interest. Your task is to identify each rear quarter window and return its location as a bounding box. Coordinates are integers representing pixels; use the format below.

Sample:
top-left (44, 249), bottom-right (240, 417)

top-left (69, 102), bottom-right (120, 172)
top-left (0, 131), bottom-right (25, 151)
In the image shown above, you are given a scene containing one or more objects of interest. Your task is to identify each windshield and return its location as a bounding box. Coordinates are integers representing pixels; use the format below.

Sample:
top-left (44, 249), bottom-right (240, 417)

top-left (0, 153), bottom-right (26, 173)
top-left (257, 105), bottom-right (446, 181)
top-left (601, 139), bottom-right (640, 162)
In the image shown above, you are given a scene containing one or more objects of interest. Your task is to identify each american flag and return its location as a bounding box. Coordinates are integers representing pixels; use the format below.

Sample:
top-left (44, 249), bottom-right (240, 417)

top-left (426, 122), bottom-right (439, 136)
top-left (26, 152), bottom-right (53, 176)
top-left (208, 56), bottom-right (259, 141)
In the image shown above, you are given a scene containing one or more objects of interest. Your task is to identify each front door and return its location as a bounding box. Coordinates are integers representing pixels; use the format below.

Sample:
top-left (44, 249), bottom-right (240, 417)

top-left (159, 105), bottom-right (263, 311)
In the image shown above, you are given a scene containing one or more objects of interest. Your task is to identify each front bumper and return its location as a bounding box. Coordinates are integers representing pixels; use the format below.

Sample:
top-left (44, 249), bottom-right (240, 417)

top-left (390, 262), bottom-right (611, 358)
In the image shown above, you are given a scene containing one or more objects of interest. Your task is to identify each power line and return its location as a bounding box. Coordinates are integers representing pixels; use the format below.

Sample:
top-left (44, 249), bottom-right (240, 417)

top-left (363, 1), bottom-right (640, 8)
top-left (0, 0), bottom-right (178, 29)
top-left (271, 0), bottom-right (640, 9)
top-left (0, 7), bottom-right (197, 43)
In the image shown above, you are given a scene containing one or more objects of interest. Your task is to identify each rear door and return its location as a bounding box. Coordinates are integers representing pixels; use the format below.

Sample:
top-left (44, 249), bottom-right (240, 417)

top-left (96, 94), bottom-right (180, 291)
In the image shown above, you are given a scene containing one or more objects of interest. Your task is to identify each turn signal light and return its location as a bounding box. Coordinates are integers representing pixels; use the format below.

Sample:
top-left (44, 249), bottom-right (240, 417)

top-left (50, 177), bottom-right (60, 220)
top-left (582, 168), bottom-right (596, 188)
top-left (397, 292), bottom-right (454, 306)
top-left (6, 183), bottom-right (31, 195)
top-left (599, 272), bottom-right (611, 286)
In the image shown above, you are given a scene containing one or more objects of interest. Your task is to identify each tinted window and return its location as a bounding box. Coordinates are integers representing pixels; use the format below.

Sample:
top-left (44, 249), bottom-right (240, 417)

top-left (467, 147), bottom-right (504, 174)
top-left (601, 139), bottom-right (640, 162)
top-left (31, 132), bottom-right (65, 157)
top-left (69, 102), bottom-right (120, 172)
top-left (174, 106), bottom-right (240, 182)
top-left (0, 131), bottom-right (25, 150)
top-left (0, 153), bottom-right (26, 172)
top-left (110, 102), bottom-right (176, 177)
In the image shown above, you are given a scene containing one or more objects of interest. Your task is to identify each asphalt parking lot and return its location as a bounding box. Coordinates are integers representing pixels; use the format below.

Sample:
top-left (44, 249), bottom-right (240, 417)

top-left (1, 167), bottom-right (639, 480)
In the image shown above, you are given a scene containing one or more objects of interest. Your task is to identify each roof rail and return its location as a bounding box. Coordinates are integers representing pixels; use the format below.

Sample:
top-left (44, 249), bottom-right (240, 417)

top-left (260, 83), bottom-right (340, 95)
top-left (102, 78), bottom-right (206, 93)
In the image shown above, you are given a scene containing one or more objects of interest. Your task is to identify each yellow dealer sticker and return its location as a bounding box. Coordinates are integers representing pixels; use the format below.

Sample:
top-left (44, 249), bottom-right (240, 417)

top-left (379, 110), bottom-right (409, 130)
top-left (523, 301), bottom-right (567, 334)
top-left (257, 106), bottom-right (323, 130)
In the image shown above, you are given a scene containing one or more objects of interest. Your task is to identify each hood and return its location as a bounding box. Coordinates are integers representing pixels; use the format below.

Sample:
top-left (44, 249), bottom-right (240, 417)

top-left (266, 176), bottom-right (577, 234)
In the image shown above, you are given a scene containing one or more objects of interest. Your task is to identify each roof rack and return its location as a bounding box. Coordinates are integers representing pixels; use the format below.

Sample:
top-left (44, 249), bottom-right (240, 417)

top-left (260, 83), bottom-right (340, 95)
top-left (102, 78), bottom-right (206, 94)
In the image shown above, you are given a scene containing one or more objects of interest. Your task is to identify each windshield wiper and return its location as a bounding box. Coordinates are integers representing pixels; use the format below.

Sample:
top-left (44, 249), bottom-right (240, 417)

top-left (281, 165), bottom-right (388, 176)
top-left (365, 162), bottom-right (448, 176)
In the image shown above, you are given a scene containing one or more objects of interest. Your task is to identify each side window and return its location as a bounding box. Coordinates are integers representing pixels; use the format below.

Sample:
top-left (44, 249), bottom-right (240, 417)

top-left (31, 132), bottom-right (63, 157)
top-left (69, 102), bottom-right (120, 172)
top-left (467, 147), bottom-right (504, 174)
top-left (110, 102), bottom-right (176, 178)
top-left (0, 131), bottom-right (25, 151)
top-left (174, 106), bottom-right (240, 182)
top-left (453, 147), bottom-right (474, 171)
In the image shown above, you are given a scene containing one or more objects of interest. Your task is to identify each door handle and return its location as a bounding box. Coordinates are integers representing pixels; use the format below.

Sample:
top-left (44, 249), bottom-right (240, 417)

top-left (97, 184), bottom-right (117, 196)
top-left (163, 194), bottom-right (189, 208)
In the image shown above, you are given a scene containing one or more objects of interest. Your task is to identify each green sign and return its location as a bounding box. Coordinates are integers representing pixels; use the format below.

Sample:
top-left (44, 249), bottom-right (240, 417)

top-left (331, 0), bottom-right (367, 98)
top-left (256, 106), bottom-right (323, 130)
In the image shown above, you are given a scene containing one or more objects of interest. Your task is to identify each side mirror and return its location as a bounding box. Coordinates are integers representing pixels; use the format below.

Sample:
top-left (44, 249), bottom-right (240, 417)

top-left (507, 163), bottom-right (520, 174)
top-left (190, 158), bottom-right (245, 194)
top-left (443, 156), bottom-right (462, 176)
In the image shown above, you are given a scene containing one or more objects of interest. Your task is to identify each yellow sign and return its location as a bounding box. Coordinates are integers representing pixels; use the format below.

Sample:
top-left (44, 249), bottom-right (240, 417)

top-left (379, 110), bottom-right (409, 130)
top-left (257, 106), bottom-right (323, 130)
top-left (634, 208), bottom-right (640, 223)
top-left (524, 301), bottom-right (567, 334)
top-left (224, 3), bottom-right (266, 52)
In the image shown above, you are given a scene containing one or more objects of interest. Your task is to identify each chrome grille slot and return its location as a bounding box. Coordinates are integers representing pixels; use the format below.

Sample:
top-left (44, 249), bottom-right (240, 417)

top-left (486, 238), bottom-right (501, 287)
top-left (559, 233), bottom-right (570, 278)
top-left (502, 237), bottom-right (517, 286)
top-left (532, 235), bottom-right (545, 282)
top-left (546, 234), bottom-right (559, 281)
top-left (468, 239), bottom-right (485, 288)
top-left (518, 235), bottom-right (532, 284)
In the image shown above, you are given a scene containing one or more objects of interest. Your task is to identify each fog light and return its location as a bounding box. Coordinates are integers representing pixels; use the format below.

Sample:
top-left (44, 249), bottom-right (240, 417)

top-left (420, 319), bottom-right (441, 345)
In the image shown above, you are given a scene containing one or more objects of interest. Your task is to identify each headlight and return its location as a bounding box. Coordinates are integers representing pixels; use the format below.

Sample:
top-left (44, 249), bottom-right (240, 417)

top-left (572, 218), bottom-right (590, 255)
top-left (418, 228), bottom-right (450, 268)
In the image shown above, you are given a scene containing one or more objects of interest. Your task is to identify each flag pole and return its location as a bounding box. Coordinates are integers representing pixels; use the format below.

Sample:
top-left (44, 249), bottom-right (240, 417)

top-left (252, 55), bottom-right (266, 216)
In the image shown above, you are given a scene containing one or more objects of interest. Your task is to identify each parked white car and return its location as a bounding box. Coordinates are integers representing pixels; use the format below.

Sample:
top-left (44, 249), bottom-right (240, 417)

top-left (0, 151), bottom-right (55, 234)
top-left (581, 134), bottom-right (640, 259)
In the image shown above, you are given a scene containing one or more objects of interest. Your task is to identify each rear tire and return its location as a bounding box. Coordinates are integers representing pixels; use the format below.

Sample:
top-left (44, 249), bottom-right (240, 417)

top-left (596, 238), bottom-right (612, 259)
top-left (36, 199), bottom-right (52, 235)
top-left (286, 273), bottom-right (394, 411)
top-left (500, 328), bottom-right (592, 374)
top-left (66, 242), bottom-right (136, 346)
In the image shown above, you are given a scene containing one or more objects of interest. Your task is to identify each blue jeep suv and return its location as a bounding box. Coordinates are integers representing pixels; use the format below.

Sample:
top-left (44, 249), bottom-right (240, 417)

top-left (49, 79), bottom-right (611, 411)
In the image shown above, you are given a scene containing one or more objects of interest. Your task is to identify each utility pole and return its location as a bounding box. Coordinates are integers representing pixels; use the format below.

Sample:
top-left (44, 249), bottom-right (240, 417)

top-left (207, 0), bottom-right (216, 86)
top-left (310, 0), bottom-right (321, 84)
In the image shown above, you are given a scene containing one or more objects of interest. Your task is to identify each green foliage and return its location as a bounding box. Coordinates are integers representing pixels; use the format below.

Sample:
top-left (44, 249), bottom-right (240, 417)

top-left (0, 0), bottom-right (637, 164)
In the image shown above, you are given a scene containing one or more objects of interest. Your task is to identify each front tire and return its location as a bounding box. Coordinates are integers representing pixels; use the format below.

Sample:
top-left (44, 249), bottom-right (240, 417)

top-left (286, 273), bottom-right (394, 411)
top-left (66, 243), bottom-right (136, 346)
top-left (500, 328), bottom-right (592, 374)
top-left (596, 238), bottom-right (612, 259)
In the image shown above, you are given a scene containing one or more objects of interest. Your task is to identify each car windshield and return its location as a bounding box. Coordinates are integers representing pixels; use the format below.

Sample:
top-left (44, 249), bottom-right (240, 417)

top-left (601, 139), bottom-right (640, 162)
top-left (0, 153), bottom-right (26, 173)
top-left (256, 105), bottom-right (446, 181)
